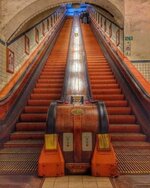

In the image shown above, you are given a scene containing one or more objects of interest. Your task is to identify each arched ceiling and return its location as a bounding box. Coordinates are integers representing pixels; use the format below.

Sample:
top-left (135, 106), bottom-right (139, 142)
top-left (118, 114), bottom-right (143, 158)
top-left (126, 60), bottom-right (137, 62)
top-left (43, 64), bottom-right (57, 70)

top-left (0, 0), bottom-right (124, 42)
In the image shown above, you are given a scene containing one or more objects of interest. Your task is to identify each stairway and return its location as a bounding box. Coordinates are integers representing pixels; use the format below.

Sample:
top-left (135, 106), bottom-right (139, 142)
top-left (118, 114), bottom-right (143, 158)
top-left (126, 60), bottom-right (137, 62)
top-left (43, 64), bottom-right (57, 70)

top-left (81, 24), bottom-right (150, 174)
top-left (0, 19), bottom-right (72, 175)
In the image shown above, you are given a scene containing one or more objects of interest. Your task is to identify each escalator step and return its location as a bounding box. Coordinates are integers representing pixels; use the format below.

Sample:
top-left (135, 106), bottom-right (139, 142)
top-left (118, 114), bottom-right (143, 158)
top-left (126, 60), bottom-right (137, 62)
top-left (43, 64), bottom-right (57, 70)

top-left (90, 75), bottom-right (115, 80)
top-left (10, 131), bottom-right (44, 140)
top-left (109, 115), bottom-right (136, 124)
top-left (20, 113), bottom-right (47, 122)
top-left (94, 94), bottom-right (124, 100)
top-left (33, 88), bottom-right (61, 94)
top-left (109, 124), bottom-right (140, 133)
top-left (90, 84), bottom-right (119, 89)
top-left (107, 107), bottom-right (131, 115)
top-left (24, 106), bottom-right (48, 113)
top-left (30, 93), bottom-right (60, 100)
top-left (112, 141), bottom-right (150, 148)
top-left (16, 122), bottom-right (46, 131)
top-left (92, 89), bottom-right (122, 95)
top-left (39, 75), bottom-right (64, 79)
top-left (90, 80), bottom-right (117, 84)
top-left (36, 83), bottom-right (62, 88)
top-left (105, 100), bottom-right (128, 107)
top-left (111, 133), bottom-right (146, 142)
top-left (4, 139), bottom-right (44, 148)
top-left (27, 99), bottom-right (51, 106)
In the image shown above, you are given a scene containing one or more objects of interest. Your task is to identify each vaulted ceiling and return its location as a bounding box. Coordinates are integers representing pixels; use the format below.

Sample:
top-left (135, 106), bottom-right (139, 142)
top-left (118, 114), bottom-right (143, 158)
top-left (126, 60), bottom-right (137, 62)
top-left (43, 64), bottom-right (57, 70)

top-left (0, 0), bottom-right (124, 42)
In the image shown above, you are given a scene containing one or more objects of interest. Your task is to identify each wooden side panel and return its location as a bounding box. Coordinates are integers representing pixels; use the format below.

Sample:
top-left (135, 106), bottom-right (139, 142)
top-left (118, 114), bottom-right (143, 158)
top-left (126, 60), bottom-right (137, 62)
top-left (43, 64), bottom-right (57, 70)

top-left (56, 104), bottom-right (99, 164)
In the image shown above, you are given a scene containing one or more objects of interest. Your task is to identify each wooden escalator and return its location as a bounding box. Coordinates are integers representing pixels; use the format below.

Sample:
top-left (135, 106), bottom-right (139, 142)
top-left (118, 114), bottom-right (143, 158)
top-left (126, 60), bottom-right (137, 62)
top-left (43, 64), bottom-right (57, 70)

top-left (82, 24), bottom-right (150, 175)
top-left (0, 19), bottom-right (72, 175)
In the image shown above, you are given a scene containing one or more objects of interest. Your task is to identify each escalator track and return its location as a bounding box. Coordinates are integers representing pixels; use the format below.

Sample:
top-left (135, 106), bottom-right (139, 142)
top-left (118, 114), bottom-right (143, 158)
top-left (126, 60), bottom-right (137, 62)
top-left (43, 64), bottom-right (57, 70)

top-left (81, 24), bottom-right (150, 175)
top-left (0, 19), bottom-right (72, 175)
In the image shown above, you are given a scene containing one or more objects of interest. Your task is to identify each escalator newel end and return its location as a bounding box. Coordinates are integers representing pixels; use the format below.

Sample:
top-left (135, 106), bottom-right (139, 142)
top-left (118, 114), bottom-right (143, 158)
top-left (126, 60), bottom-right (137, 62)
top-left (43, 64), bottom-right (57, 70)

top-left (91, 101), bottom-right (118, 177)
top-left (38, 102), bottom-right (65, 177)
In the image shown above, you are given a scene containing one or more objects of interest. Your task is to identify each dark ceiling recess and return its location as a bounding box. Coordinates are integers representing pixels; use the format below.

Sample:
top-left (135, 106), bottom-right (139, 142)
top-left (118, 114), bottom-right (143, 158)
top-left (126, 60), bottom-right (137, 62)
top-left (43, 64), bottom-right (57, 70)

top-left (72, 3), bottom-right (80, 8)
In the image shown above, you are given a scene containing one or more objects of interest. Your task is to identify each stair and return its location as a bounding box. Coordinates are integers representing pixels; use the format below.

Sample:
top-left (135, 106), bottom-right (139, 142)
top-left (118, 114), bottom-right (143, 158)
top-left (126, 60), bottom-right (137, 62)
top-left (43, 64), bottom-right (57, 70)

top-left (0, 19), bottom-right (72, 175)
top-left (82, 23), bottom-right (150, 174)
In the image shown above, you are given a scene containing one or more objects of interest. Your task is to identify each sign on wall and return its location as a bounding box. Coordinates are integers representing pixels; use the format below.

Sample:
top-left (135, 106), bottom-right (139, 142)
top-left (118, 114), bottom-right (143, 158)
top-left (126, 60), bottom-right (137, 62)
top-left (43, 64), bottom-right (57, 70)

top-left (124, 36), bottom-right (133, 56)
top-left (6, 48), bottom-right (15, 73)
top-left (125, 36), bottom-right (133, 41)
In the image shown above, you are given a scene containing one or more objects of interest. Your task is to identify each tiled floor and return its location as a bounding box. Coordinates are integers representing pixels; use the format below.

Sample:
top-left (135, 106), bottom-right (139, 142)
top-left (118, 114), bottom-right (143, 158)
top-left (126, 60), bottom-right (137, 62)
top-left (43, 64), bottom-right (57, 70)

top-left (1, 175), bottom-right (150, 188)
top-left (42, 176), bottom-right (113, 188)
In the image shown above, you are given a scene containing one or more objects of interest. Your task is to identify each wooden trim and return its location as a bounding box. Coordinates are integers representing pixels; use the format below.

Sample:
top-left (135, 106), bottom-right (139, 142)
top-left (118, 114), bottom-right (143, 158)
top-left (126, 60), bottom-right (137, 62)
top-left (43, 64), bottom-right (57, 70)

top-left (100, 16), bottom-right (103, 28)
top-left (35, 28), bottom-right (39, 44)
top-left (109, 23), bottom-right (112, 38)
top-left (116, 29), bottom-right (120, 46)
top-left (24, 35), bottom-right (30, 55)
top-left (6, 48), bottom-right (15, 74)
top-left (42, 22), bottom-right (45, 36)
top-left (47, 19), bottom-right (50, 31)
top-left (51, 16), bottom-right (53, 27)
top-left (104, 19), bottom-right (107, 32)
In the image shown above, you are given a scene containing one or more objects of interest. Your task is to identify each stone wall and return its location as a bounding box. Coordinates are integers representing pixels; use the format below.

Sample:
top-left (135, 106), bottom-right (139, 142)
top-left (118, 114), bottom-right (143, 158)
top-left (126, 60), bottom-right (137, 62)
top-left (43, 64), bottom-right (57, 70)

top-left (124, 0), bottom-right (150, 61)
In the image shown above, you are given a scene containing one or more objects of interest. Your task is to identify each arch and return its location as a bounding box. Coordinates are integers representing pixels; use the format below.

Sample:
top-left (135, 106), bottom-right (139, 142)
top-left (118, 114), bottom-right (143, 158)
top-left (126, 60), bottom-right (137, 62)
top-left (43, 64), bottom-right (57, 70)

top-left (0, 0), bottom-right (124, 42)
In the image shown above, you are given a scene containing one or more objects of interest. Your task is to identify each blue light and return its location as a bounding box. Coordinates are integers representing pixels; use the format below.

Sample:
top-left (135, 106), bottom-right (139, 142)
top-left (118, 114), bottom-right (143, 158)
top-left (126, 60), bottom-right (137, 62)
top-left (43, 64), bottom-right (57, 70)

top-left (66, 3), bottom-right (88, 16)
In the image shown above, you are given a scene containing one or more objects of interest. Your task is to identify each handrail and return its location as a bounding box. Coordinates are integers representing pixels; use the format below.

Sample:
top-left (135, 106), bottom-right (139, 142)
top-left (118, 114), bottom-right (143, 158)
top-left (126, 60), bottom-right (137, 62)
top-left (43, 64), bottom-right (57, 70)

top-left (46, 101), bottom-right (57, 134)
top-left (90, 18), bottom-right (150, 101)
top-left (91, 100), bottom-right (109, 134)
top-left (0, 16), bottom-right (66, 104)
top-left (0, 18), bottom-right (65, 142)
top-left (0, 48), bottom-right (42, 103)
top-left (116, 55), bottom-right (150, 100)
top-left (97, 101), bottom-right (109, 134)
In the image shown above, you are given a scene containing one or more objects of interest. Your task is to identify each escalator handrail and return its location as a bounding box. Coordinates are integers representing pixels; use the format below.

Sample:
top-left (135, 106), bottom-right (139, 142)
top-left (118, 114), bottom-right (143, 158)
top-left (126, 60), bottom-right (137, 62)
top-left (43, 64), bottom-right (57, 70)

top-left (91, 18), bottom-right (150, 101)
top-left (0, 50), bottom-right (39, 103)
top-left (91, 100), bottom-right (109, 134)
top-left (115, 52), bottom-right (150, 100)
top-left (97, 101), bottom-right (109, 134)
top-left (0, 16), bottom-right (65, 104)
top-left (46, 101), bottom-right (57, 134)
